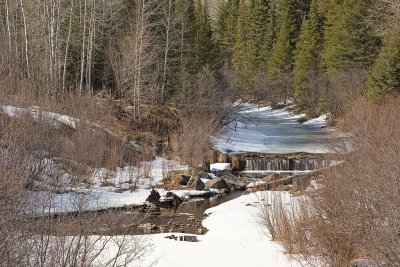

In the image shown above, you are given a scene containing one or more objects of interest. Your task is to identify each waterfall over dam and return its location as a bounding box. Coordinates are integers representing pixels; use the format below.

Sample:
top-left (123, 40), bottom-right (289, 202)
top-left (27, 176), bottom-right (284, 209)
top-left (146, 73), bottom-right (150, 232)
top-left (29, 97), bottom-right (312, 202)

top-left (244, 156), bottom-right (334, 171)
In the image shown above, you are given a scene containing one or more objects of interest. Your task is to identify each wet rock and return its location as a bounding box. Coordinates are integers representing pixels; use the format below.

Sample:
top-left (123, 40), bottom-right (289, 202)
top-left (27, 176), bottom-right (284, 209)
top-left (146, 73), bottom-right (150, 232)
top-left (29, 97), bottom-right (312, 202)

top-left (187, 177), bottom-right (205, 191)
top-left (223, 176), bottom-right (251, 191)
top-left (205, 177), bottom-right (229, 190)
top-left (179, 235), bottom-right (198, 242)
top-left (215, 169), bottom-right (233, 177)
top-left (179, 175), bottom-right (191, 186)
top-left (218, 188), bottom-right (231, 195)
top-left (161, 191), bottom-right (184, 207)
top-left (197, 170), bottom-right (210, 179)
top-left (145, 189), bottom-right (161, 206)
top-left (165, 235), bottom-right (178, 240)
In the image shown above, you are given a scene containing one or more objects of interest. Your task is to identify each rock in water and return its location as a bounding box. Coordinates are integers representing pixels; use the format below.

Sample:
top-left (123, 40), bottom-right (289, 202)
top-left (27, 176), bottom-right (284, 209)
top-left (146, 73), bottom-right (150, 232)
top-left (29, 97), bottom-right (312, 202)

top-left (205, 177), bottom-right (229, 190)
top-left (161, 191), bottom-right (183, 207)
top-left (146, 189), bottom-right (161, 206)
top-left (187, 177), bottom-right (206, 191)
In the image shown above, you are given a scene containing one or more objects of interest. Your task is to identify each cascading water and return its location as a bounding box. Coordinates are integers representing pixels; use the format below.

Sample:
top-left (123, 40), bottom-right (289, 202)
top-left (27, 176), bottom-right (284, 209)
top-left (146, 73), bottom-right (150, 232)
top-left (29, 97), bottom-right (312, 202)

top-left (244, 157), bottom-right (333, 171)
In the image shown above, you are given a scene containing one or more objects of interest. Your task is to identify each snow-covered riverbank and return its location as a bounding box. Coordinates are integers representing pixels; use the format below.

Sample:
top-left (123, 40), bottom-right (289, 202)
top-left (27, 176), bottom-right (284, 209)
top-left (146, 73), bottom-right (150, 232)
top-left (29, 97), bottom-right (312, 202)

top-left (137, 191), bottom-right (301, 267)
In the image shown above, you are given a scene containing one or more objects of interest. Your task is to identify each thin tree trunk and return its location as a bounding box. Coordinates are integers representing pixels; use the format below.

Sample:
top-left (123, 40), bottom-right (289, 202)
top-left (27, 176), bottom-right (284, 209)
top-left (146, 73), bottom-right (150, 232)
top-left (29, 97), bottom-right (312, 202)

top-left (62, 0), bottom-right (74, 97)
top-left (79, 0), bottom-right (87, 95)
top-left (19, 0), bottom-right (30, 79)
top-left (161, 0), bottom-right (173, 105)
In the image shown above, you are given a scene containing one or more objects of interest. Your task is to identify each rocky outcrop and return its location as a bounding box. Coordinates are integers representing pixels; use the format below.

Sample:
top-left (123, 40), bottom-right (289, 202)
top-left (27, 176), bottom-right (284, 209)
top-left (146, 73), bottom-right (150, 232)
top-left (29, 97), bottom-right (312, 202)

top-left (205, 177), bottom-right (229, 190)
top-left (145, 189), bottom-right (162, 206)
top-left (145, 189), bottom-right (183, 207)
top-left (162, 191), bottom-right (184, 206)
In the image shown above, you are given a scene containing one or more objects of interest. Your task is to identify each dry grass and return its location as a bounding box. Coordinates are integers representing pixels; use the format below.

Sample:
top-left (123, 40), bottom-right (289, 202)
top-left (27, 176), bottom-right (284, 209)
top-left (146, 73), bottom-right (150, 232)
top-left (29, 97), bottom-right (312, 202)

top-left (259, 96), bottom-right (400, 267)
top-left (0, 95), bottom-right (152, 267)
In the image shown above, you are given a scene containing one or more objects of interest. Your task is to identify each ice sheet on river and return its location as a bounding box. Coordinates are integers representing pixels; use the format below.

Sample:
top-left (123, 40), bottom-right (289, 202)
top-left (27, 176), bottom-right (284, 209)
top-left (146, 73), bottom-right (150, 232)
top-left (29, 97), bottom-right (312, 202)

top-left (213, 104), bottom-right (338, 154)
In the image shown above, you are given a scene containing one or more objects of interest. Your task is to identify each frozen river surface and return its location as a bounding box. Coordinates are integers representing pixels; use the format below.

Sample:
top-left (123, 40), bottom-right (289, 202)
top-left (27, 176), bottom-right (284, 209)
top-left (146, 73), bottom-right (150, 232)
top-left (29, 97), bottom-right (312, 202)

top-left (213, 105), bottom-right (339, 154)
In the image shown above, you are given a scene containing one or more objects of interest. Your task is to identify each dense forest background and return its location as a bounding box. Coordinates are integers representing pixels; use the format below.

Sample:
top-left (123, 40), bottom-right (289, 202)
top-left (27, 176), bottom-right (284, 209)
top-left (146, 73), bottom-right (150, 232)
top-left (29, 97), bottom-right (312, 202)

top-left (1, 0), bottom-right (399, 118)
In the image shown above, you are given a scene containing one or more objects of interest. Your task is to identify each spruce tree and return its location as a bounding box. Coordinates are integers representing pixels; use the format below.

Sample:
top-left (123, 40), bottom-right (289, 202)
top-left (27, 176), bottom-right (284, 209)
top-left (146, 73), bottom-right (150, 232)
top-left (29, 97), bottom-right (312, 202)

top-left (367, 31), bottom-right (400, 102)
top-left (266, 0), bottom-right (310, 80)
top-left (194, 0), bottom-right (218, 70)
top-left (323, 0), bottom-right (380, 75)
top-left (248, 0), bottom-right (272, 75)
top-left (293, 0), bottom-right (324, 97)
top-left (232, 0), bottom-right (250, 80)
top-left (222, 0), bottom-right (240, 52)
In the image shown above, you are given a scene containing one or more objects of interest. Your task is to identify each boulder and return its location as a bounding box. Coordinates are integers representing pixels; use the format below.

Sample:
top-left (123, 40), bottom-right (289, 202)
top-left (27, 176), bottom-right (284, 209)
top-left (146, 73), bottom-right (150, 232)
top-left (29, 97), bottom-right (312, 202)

top-left (215, 169), bottom-right (233, 177)
top-left (179, 175), bottom-right (191, 186)
top-left (197, 170), bottom-right (210, 179)
top-left (217, 171), bottom-right (251, 190)
top-left (221, 174), bottom-right (252, 190)
top-left (205, 177), bottom-right (229, 190)
top-left (187, 177), bottom-right (205, 191)
top-left (161, 191), bottom-right (184, 207)
top-left (262, 173), bottom-right (281, 182)
top-left (145, 189), bottom-right (161, 206)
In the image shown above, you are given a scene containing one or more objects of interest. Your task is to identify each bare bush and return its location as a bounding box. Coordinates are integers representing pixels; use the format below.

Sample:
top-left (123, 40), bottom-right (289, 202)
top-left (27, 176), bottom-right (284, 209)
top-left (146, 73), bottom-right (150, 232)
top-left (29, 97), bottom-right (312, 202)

top-left (174, 67), bottom-right (238, 167)
top-left (259, 97), bottom-right (400, 267)
top-left (258, 192), bottom-right (311, 257)
top-left (0, 101), bottom-right (151, 267)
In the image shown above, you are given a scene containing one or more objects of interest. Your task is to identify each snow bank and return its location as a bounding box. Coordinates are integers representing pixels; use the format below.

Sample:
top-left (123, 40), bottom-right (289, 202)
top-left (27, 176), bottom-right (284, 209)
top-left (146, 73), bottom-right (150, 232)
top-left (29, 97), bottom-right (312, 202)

top-left (140, 191), bottom-right (301, 267)
top-left (32, 157), bottom-right (191, 214)
top-left (2, 105), bottom-right (77, 128)
top-left (210, 163), bottom-right (232, 172)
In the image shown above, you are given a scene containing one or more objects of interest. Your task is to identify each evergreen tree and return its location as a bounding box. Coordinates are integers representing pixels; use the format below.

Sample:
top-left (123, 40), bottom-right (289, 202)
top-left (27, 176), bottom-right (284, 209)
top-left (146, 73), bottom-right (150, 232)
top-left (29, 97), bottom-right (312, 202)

top-left (247, 0), bottom-right (272, 74)
top-left (323, 0), bottom-right (380, 75)
top-left (267, 0), bottom-right (310, 80)
top-left (367, 31), bottom-right (400, 102)
top-left (194, 0), bottom-right (218, 70)
top-left (222, 0), bottom-right (240, 52)
top-left (215, 1), bottom-right (229, 50)
top-left (293, 0), bottom-right (324, 97)
top-left (232, 0), bottom-right (250, 80)
top-left (263, 1), bottom-right (278, 65)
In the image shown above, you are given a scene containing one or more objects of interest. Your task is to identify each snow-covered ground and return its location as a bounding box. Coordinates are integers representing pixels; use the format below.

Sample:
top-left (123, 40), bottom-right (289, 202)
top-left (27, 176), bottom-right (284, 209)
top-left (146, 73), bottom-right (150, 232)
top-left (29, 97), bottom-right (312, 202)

top-left (2, 105), bottom-right (78, 128)
top-left (31, 157), bottom-right (218, 214)
top-left (139, 191), bottom-right (300, 267)
top-left (213, 104), bottom-right (339, 154)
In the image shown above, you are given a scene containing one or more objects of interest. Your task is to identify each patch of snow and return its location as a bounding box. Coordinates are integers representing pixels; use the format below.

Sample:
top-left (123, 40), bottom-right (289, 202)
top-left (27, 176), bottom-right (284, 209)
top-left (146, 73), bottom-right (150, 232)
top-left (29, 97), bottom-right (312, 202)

top-left (302, 114), bottom-right (328, 126)
top-left (210, 163), bottom-right (232, 172)
top-left (208, 172), bottom-right (216, 178)
top-left (2, 105), bottom-right (78, 128)
top-left (31, 157), bottom-right (190, 214)
top-left (246, 180), bottom-right (267, 188)
top-left (139, 191), bottom-right (301, 267)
